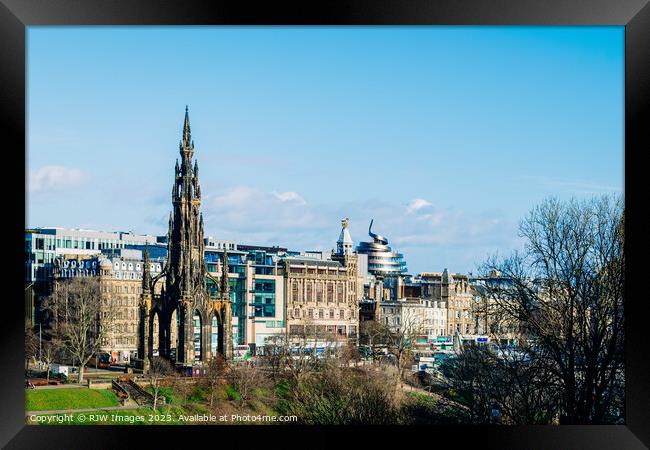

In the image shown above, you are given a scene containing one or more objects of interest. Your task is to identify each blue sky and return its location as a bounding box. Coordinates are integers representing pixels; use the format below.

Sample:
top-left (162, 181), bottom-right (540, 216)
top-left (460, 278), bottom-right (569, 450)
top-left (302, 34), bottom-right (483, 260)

top-left (27, 26), bottom-right (624, 274)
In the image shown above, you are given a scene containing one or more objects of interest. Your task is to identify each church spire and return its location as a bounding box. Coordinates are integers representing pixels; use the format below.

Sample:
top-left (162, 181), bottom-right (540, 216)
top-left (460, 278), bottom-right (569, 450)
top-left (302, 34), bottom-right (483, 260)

top-left (183, 105), bottom-right (191, 146)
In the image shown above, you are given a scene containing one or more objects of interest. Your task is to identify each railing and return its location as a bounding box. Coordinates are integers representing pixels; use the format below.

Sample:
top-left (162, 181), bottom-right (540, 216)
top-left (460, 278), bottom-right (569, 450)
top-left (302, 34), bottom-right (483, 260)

top-left (113, 378), bottom-right (163, 407)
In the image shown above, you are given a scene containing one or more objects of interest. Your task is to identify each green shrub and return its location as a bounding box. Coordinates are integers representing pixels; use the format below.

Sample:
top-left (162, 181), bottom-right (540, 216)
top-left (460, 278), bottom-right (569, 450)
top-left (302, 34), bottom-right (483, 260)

top-left (225, 385), bottom-right (241, 401)
top-left (188, 385), bottom-right (208, 402)
top-left (275, 381), bottom-right (290, 399)
top-left (156, 386), bottom-right (175, 404)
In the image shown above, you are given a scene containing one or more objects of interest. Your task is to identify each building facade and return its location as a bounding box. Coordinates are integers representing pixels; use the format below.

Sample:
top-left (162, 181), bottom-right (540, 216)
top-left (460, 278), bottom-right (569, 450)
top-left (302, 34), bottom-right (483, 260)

top-left (25, 227), bottom-right (157, 324)
top-left (420, 269), bottom-right (476, 336)
top-left (282, 219), bottom-right (362, 348)
top-left (380, 297), bottom-right (446, 342)
top-left (51, 250), bottom-right (165, 363)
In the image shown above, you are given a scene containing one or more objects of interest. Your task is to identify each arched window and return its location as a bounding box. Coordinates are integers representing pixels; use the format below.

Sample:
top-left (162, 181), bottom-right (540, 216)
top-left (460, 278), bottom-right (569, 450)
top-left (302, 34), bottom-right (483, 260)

top-left (211, 316), bottom-right (219, 356)
top-left (193, 312), bottom-right (202, 361)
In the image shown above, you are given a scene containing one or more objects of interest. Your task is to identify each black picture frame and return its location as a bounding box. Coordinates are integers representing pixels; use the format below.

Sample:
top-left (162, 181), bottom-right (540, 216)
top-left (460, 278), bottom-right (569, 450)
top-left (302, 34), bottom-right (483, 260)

top-left (2, 1), bottom-right (648, 448)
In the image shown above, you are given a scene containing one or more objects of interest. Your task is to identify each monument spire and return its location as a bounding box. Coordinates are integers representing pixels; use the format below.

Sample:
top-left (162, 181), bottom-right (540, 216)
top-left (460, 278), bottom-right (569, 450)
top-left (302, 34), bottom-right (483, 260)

top-left (183, 105), bottom-right (191, 145)
top-left (142, 243), bottom-right (151, 293)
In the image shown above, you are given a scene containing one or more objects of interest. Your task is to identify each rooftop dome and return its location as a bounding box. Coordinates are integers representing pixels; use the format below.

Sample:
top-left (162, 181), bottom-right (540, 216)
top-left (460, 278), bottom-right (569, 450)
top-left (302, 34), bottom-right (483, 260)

top-left (355, 219), bottom-right (407, 277)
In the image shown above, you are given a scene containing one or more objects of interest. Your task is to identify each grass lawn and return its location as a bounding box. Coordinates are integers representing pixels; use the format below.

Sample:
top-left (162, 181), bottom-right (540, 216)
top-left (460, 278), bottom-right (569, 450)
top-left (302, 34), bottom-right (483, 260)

top-left (26, 388), bottom-right (119, 411)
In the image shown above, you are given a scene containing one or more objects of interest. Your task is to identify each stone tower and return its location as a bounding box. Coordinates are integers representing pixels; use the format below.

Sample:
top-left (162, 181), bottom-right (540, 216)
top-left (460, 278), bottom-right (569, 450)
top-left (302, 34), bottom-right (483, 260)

top-left (332, 218), bottom-right (360, 308)
top-left (139, 107), bottom-right (232, 371)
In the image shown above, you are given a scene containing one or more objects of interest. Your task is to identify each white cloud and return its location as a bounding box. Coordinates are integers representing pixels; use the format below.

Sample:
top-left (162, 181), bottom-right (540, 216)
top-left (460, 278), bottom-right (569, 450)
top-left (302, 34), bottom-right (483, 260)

top-left (406, 198), bottom-right (432, 214)
top-left (272, 191), bottom-right (306, 205)
top-left (28, 165), bottom-right (87, 193)
top-left (199, 186), bottom-right (522, 273)
top-left (204, 186), bottom-right (319, 236)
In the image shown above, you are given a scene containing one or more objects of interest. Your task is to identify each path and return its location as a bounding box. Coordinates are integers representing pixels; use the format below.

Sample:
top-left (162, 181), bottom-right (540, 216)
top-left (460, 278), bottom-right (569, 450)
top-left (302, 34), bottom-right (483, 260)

top-left (30, 384), bottom-right (86, 390)
top-left (26, 405), bottom-right (136, 416)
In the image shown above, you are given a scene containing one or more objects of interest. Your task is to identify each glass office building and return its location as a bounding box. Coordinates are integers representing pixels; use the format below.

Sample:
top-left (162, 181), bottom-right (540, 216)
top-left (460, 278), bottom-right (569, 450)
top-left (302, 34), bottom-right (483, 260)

top-left (356, 220), bottom-right (408, 277)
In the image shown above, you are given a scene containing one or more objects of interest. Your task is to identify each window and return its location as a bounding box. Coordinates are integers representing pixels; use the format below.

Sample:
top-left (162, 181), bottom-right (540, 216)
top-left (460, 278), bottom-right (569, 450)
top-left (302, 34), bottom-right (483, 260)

top-left (253, 279), bottom-right (275, 317)
top-left (316, 283), bottom-right (323, 302)
top-left (326, 284), bottom-right (333, 303)
top-left (337, 284), bottom-right (343, 302)
top-left (308, 309), bottom-right (313, 319)
top-left (306, 283), bottom-right (313, 302)
top-left (292, 281), bottom-right (300, 303)
top-left (340, 309), bottom-right (345, 319)
top-left (329, 309), bottom-right (334, 319)
top-left (293, 308), bottom-right (300, 318)
top-left (318, 309), bottom-right (324, 319)
top-left (337, 325), bottom-right (346, 336)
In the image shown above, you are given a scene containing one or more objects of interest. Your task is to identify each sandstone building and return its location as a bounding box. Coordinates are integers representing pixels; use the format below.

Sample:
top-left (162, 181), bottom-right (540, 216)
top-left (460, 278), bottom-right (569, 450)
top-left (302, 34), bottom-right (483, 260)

top-left (282, 219), bottom-right (362, 347)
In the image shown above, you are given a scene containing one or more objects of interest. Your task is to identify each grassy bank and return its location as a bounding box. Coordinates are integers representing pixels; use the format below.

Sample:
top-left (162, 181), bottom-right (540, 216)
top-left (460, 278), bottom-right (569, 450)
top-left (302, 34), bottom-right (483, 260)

top-left (26, 388), bottom-right (118, 411)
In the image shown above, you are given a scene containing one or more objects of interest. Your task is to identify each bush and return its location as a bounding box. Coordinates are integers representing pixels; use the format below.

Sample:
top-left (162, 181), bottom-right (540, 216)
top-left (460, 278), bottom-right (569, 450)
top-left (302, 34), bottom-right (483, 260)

top-left (400, 392), bottom-right (467, 424)
top-left (277, 367), bottom-right (400, 425)
top-left (188, 385), bottom-right (208, 403)
top-left (156, 386), bottom-right (175, 404)
top-left (225, 385), bottom-right (241, 402)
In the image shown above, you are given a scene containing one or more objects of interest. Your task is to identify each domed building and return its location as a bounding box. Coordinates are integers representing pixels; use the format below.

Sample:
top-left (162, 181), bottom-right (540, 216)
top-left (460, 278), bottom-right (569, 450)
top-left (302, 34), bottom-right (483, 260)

top-left (355, 220), bottom-right (408, 278)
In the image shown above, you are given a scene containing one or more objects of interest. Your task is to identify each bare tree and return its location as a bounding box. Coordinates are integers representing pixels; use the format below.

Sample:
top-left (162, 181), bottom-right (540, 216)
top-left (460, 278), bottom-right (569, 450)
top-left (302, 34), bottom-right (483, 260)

top-left (440, 344), bottom-right (560, 424)
top-left (25, 321), bottom-right (38, 372)
top-left (283, 319), bottom-right (333, 383)
top-left (204, 354), bottom-right (229, 408)
top-left (41, 277), bottom-right (118, 384)
top-left (228, 364), bottom-right (267, 407)
top-left (260, 336), bottom-right (289, 381)
top-left (386, 307), bottom-right (427, 386)
top-left (359, 320), bottom-right (391, 362)
top-left (339, 341), bottom-right (361, 367)
top-left (41, 333), bottom-right (64, 383)
top-left (148, 356), bottom-right (174, 411)
top-left (478, 196), bottom-right (624, 424)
